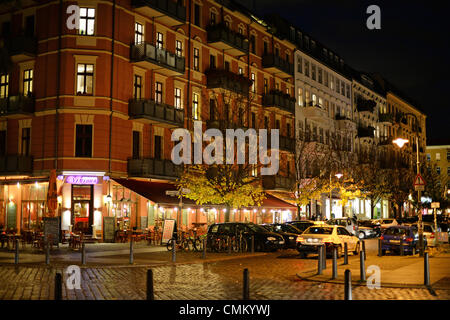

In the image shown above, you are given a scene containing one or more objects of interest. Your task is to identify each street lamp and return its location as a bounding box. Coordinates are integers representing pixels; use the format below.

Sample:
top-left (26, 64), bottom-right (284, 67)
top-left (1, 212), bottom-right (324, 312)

top-left (392, 112), bottom-right (424, 256)
top-left (329, 172), bottom-right (343, 220)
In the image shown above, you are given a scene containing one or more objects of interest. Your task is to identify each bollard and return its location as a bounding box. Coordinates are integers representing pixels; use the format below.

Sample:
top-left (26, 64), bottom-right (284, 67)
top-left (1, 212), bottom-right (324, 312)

top-left (45, 242), bottom-right (50, 265)
top-left (362, 240), bottom-right (366, 260)
top-left (400, 238), bottom-right (404, 256)
top-left (343, 242), bottom-right (348, 265)
top-left (378, 238), bottom-right (383, 257)
top-left (172, 238), bottom-right (176, 263)
top-left (322, 245), bottom-right (327, 270)
top-left (227, 236), bottom-right (231, 255)
top-left (243, 268), bottom-right (250, 300)
top-left (14, 239), bottom-right (19, 264)
top-left (332, 246), bottom-right (338, 279)
top-left (202, 237), bottom-right (206, 259)
top-left (360, 250), bottom-right (366, 281)
top-left (129, 239), bottom-right (134, 264)
top-left (147, 269), bottom-right (154, 300)
top-left (251, 235), bottom-right (255, 253)
top-left (54, 273), bottom-right (62, 300)
top-left (317, 245), bottom-right (323, 275)
top-left (424, 252), bottom-right (430, 286)
top-left (344, 269), bottom-right (352, 300)
top-left (81, 243), bottom-right (86, 265)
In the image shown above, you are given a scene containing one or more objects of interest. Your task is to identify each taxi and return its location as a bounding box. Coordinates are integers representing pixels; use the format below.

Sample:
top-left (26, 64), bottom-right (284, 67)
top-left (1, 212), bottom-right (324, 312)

top-left (296, 223), bottom-right (360, 258)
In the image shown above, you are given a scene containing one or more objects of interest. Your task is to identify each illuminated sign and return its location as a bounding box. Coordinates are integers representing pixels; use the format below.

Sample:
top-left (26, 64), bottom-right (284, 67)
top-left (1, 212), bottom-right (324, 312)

top-left (65, 176), bottom-right (98, 185)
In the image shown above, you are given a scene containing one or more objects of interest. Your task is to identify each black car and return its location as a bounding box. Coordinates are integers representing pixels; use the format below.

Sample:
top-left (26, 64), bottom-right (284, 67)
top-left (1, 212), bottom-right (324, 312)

top-left (285, 220), bottom-right (315, 233)
top-left (207, 222), bottom-right (285, 252)
top-left (261, 224), bottom-right (298, 249)
top-left (270, 223), bottom-right (303, 235)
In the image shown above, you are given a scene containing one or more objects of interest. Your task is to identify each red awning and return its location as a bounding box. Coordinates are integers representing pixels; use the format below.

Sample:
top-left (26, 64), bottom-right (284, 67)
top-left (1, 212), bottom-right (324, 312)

top-left (258, 194), bottom-right (296, 209)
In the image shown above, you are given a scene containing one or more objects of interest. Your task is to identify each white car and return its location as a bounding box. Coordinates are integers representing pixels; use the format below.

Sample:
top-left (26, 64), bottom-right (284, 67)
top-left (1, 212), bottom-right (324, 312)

top-left (296, 224), bottom-right (360, 258)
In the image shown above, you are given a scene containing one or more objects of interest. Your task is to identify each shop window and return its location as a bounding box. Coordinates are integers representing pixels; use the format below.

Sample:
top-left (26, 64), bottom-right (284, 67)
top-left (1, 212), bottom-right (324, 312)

top-left (111, 185), bottom-right (138, 231)
top-left (20, 182), bottom-right (48, 230)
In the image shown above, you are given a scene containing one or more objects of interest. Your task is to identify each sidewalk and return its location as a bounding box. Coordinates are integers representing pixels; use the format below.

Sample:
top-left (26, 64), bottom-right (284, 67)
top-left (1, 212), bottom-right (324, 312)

top-left (296, 248), bottom-right (450, 290)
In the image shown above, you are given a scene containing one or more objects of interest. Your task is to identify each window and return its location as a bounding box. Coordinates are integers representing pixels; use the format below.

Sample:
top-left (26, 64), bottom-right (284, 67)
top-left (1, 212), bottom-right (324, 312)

top-left (193, 48), bottom-right (200, 71)
top-left (263, 41), bottom-right (268, 55)
top-left (324, 71), bottom-right (328, 87)
top-left (437, 167), bottom-right (441, 175)
top-left (209, 99), bottom-right (216, 120)
top-left (192, 93), bottom-right (200, 120)
top-left (275, 82), bottom-right (279, 91)
top-left (251, 112), bottom-right (256, 128)
top-left (311, 64), bottom-right (316, 80)
top-left (154, 135), bottom-right (162, 159)
top-left (174, 88), bottom-right (182, 109)
top-left (346, 84), bottom-right (350, 98)
top-left (135, 22), bottom-right (143, 44)
top-left (436, 153), bottom-right (441, 161)
top-left (210, 55), bottom-right (216, 69)
top-left (23, 69), bottom-right (33, 95)
top-left (304, 60), bottom-right (309, 77)
top-left (330, 75), bottom-right (334, 90)
top-left (287, 123), bottom-right (291, 137)
top-left (275, 119), bottom-right (280, 129)
top-left (0, 74), bottom-right (9, 98)
top-left (132, 131), bottom-right (140, 159)
top-left (194, 4), bottom-right (201, 27)
top-left (210, 11), bottom-right (216, 25)
top-left (447, 151), bottom-right (450, 161)
top-left (156, 32), bottom-right (164, 49)
top-left (75, 124), bottom-right (92, 157)
top-left (155, 82), bottom-right (163, 104)
top-left (224, 61), bottom-right (230, 71)
top-left (297, 87), bottom-right (303, 106)
top-left (251, 73), bottom-right (256, 93)
top-left (79, 7), bottom-right (95, 35)
top-left (250, 35), bottom-right (256, 54)
top-left (264, 116), bottom-right (269, 129)
top-left (25, 15), bottom-right (35, 37)
top-left (447, 167), bottom-right (450, 176)
top-left (238, 27), bottom-right (243, 35)
top-left (264, 78), bottom-right (268, 94)
top-left (312, 94), bottom-right (317, 106)
top-left (297, 56), bottom-right (302, 73)
top-left (133, 75), bottom-right (142, 99)
top-left (341, 81), bottom-right (345, 95)
top-left (76, 64), bottom-right (94, 95)
top-left (175, 40), bottom-right (183, 57)
top-left (426, 154), bottom-right (431, 162)
top-left (0, 130), bottom-right (5, 156)
top-left (238, 67), bottom-right (243, 75)
top-left (318, 68), bottom-right (322, 84)
top-left (335, 78), bottom-right (339, 93)
top-left (251, 164), bottom-right (257, 177)
top-left (21, 128), bottom-right (30, 156)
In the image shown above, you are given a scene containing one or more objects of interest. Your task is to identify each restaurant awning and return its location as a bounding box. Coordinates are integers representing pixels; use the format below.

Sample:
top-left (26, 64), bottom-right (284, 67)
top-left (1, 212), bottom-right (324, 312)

top-left (113, 178), bottom-right (296, 209)
top-left (266, 191), bottom-right (298, 206)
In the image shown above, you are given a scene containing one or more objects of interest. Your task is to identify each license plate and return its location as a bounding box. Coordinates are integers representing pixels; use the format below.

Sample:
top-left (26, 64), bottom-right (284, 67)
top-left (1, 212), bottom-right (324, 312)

top-left (390, 240), bottom-right (400, 244)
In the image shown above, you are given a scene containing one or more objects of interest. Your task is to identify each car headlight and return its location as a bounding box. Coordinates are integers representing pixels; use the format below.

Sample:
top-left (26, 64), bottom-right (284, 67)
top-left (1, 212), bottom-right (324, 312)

top-left (289, 236), bottom-right (295, 240)
top-left (267, 237), bottom-right (277, 241)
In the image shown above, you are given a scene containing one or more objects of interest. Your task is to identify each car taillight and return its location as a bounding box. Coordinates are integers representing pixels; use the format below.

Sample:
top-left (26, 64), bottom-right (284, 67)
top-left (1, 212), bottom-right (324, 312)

top-left (405, 237), bottom-right (413, 242)
top-left (380, 236), bottom-right (384, 240)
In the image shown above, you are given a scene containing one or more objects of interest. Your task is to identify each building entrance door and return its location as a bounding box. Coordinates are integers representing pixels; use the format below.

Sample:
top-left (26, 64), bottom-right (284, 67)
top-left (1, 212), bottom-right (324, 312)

top-left (71, 185), bottom-right (93, 235)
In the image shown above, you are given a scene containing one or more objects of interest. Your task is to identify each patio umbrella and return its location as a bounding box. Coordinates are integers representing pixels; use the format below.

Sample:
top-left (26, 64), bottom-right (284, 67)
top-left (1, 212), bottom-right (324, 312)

top-left (46, 169), bottom-right (58, 217)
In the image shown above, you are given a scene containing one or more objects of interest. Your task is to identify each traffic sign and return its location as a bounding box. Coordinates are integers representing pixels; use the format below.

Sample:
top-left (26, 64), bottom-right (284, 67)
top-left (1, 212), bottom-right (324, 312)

top-left (431, 202), bottom-right (440, 209)
top-left (413, 174), bottom-right (426, 187)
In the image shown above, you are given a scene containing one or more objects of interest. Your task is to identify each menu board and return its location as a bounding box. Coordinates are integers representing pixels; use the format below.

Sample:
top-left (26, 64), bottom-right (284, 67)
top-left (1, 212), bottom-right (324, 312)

top-left (103, 217), bottom-right (115, 243)
top-left (161, 219), bottom-right (176, 244)
top-left (140, 216), bottom-right (148, 230)
top-left (43, 217), bottom-right (60, 245)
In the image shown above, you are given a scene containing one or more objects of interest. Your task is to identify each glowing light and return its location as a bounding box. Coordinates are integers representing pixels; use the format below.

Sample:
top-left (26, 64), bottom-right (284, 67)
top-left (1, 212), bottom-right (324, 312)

top-left (57, 196), bottom-right (62, 204)
top-left (393, 138), bottom-right (409, 149)
top-left (17, 182), bottom-right (20, 188)
top-left (35, 181), bottom-right (39, 188)
top-left (335, 173), bottom-right (343, 179)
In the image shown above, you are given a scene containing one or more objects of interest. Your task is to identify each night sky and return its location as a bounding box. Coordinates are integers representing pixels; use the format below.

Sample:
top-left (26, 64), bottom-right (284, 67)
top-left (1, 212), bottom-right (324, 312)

top-left (240, 0), bottom-right (450, 143)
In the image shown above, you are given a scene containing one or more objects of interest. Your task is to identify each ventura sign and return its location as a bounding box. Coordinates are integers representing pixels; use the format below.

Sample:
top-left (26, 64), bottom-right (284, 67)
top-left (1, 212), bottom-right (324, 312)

top-left (65, 176), bottom-right (98, 185)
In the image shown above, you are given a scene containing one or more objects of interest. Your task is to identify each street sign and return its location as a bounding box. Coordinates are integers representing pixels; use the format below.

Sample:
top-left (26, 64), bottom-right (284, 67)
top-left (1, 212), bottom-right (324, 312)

top-left (414, 185), bottom-right (425, 191)
top-left (431, 202), bottom-right (440, 209)
top-left (413, 174), bottom-right (426, 187)
top-left (165, 190), bottom-right (179, 197)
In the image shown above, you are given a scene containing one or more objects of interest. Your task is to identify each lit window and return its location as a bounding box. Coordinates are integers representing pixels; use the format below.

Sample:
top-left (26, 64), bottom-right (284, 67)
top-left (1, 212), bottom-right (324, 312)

top-left (76, 64), bottom-right (94, 95)
top-left (192, 93), bottom-right (200, 120)
top-left (436, 153), bottom-right (441, 161)
top-left (155, 82), bottom-right (163, 104)
top-left (156, 32), bottom-right (164, 49)
top-left (193, 48), bottom-right (200, 71)
top-left (23, 69), bottom-right (33, 95)
top-left (133, 75), bottom-right (142, 99)
top-left (251, 73), bottom-right (256, 93)
top-left (176, 40), bottom-right (183, 57)
top-left (0, 74), bottom-right (9, 98)
top-left (297, 87), bottom-right (303, 106)
top-left (135, 22), bottom-right (143, 44)
top-left (79, 7), bottom-right (95, 35)
top-left (174, 87), bottom-right (182, 109)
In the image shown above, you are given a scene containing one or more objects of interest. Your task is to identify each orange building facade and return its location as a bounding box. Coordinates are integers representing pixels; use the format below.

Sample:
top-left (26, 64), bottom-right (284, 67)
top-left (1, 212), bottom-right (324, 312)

top-left (0, 0), bottom-right (297, 238)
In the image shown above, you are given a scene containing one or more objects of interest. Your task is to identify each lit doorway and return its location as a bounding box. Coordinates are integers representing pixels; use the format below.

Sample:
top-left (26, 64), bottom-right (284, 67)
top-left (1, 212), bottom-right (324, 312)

top-left (71, 185), bottom-right (93, 235)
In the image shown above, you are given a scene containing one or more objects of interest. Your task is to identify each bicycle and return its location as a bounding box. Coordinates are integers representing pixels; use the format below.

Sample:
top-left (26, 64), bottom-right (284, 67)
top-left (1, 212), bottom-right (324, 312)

top-left (166, 231), bottom-right (193, 252)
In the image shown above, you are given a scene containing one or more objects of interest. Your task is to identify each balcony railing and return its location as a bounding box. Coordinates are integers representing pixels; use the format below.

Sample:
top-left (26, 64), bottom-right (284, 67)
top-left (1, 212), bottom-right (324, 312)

top-left (128, 158), bottom-right (179, 179)
top-left (131, 0), bottom-right (186, 25)
top-left (130, 42), bottom-right (185, 76)
top-left (262, 90), bottom-right (295, 114)
top-left (0, 155), bottom-right (33, 175)
top-left (6, 35), bottom-right (37, 61)
top-left (205, 69), bottom-right (252, 95)
top-left (207, 23), bottom-right (249, 56)
top-left (357, 126), bottom-right (375, 138)
top-left (0, 95), bottom-right (35, 116)
top-left (378, 113), bottom-right (394, 123)
top-left (206, 119), bottom-right (249, 131)
top-left (262, 175), bottom-right (295, 191)
top-left (262, 54), bottom-right (294, 77)
top-left (129, 99), bottom-right (184, 128)
top-left (356, 97), bottom-right (376, 113)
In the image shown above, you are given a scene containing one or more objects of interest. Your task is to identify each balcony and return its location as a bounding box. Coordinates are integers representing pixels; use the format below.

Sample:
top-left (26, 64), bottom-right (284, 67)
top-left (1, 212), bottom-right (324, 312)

top-left (206, 119), bottom-right (249, 131)
top-left (262, 90), bottom-right (295, 115)
top-left (130, 42), bottom-right (185, 76)
top-left (302, 103), bottom-right (328, 123)
top-left (378, 113), bottom-right (394, 125)
top-left (131, 0), bottom-right (186, 26)
top-left (6, 35), bottom-right (37, 62)
top-left (0, 95), bottom-right (35, 117)
top-left (205, 69), bottom-right (252, 95)
top-left (356, 97), bottom-right (376, 113)
top-left (335, 114), bottom-right (356, 131)
top-left (207, 23), bottom-right (249, 56)
top-left (262, 175), bottom-right (295, 191)
top-left (357, 126), bottom-right (375, 139)
top-left (0, 155), bottom-right (33, 175)
top-left (128, 158), bottom-right (179, 180)
top-left (129, 99), bottom-right (184, 128)
top-left (262, 54), bottom-right (293, 78)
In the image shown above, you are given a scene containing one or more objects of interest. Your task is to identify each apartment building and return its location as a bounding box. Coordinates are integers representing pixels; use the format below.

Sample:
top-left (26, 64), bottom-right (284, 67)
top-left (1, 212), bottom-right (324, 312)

top-left (426, 142), bottom-right (450, 212)
top-left (0, 0), bottom-right (298, 236)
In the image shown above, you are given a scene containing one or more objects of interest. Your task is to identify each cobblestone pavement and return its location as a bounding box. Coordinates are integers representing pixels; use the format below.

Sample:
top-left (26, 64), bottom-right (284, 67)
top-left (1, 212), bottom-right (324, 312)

top-left (0, 253), bottom-right (448, 300)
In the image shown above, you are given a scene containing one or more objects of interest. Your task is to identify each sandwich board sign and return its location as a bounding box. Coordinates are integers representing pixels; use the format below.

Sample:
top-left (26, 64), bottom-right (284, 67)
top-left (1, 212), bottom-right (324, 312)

top-left (413, 174), bottom-right (426, 191)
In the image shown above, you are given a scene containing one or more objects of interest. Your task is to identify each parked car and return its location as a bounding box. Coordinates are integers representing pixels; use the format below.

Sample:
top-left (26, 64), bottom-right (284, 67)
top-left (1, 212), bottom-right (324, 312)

top-left (375, 218), bottom-right (399, 229)
top-left (270, 223), bottom-right (304, 235)
top-left (296, 224), bottom-right (360, 258)
top-left (285, 220), bottom-right (315, 233)
top-left (403, 222), bottom-right (438, 246)
top-left (207, 222), bottom-right (285, 252)
top-left (357, 220), bottom-right (381, 238)
top-left (380, 225), bottom-right (427, 255)
top-left (327, 217), bottom-right (358, 236)
top-left (261, 224), bottom-right (298, 249)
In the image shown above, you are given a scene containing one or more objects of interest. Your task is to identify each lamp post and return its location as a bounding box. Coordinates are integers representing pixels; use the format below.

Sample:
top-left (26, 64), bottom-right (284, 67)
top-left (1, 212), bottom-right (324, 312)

top-left (392, 112), bottom-right (424, 256)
